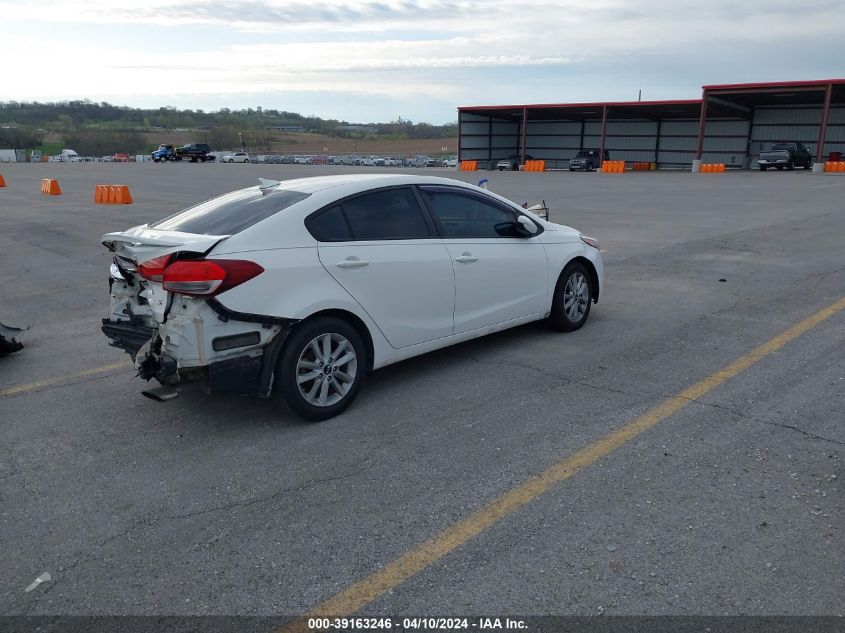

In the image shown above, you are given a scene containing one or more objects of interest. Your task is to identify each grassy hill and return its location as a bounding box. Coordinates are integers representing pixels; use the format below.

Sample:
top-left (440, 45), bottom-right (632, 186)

top-left (1, 100), bottom-right (457, 157)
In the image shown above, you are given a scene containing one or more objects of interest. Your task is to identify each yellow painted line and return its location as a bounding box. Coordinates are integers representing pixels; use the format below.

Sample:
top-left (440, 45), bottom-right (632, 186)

top-left (281, 295), bottom-right (845, 632)
top-left (0, 361), bottom-right (132, 398)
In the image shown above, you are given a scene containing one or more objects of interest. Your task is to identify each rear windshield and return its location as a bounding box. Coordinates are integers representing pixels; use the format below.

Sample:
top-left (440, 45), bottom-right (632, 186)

top-left (149, 188), bottom-right (310, 235)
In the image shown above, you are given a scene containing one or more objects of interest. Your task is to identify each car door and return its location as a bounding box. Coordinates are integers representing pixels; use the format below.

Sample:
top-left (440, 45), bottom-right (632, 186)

top-left (419, 186), bottom-right (548, 334)
top-left (309, 187), bottom-right (455, 349)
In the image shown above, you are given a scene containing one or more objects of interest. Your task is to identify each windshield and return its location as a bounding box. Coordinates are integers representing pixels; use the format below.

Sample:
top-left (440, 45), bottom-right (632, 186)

top-left (771, 143), bottom-right (796, 151)
top-left (575, 151), bottom-right (594, 158)
top-left (149, 188), bottom-right (310, 235)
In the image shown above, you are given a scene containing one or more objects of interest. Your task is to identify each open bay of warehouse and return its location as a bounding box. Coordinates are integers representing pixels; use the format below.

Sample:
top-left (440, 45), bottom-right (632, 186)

top-left (1, 163), bottom-right (843, 622)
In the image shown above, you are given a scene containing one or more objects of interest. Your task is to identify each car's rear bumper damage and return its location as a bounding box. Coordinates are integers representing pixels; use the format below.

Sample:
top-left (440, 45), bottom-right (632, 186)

top-left (102, 298), bottom-right (297, 398)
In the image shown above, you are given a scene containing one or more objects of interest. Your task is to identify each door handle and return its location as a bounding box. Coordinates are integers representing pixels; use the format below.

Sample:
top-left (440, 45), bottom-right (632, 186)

top-left (336, 257), bottom-right (369, 269)
top-left (455, 253), bottom-right (478, 263)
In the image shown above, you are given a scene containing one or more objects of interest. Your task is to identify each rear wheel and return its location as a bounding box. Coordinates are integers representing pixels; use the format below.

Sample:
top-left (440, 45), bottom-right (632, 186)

top-left (759, 165), bottom-right (767, 171)
top-left (244, 159), bottom-right (249, 163)
top-left (276, 317), bottom-right (367, 421)
top-left (549, 262), bottom-right (592, 332)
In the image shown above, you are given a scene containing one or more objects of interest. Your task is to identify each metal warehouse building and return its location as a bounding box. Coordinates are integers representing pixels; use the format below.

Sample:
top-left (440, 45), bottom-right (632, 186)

top-left (457, 79), bottom-right (845, 170)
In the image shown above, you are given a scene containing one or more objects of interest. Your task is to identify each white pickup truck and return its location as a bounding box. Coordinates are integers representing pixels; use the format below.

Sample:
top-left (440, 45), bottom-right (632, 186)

top-left (48, 149), bottom-right (81, 162)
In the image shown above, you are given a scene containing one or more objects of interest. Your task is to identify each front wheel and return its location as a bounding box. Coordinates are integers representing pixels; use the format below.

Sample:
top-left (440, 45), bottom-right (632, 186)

top-left (244, 159), bottom-right (249, 163)
top-left (549, 262), bottom-right (592, 332)
top-left (786, 161), bottom-right (795, 171)
top-left (759, 165), bottom-right (767, 171)
top-left (276, 317), bottom-right (367, 421)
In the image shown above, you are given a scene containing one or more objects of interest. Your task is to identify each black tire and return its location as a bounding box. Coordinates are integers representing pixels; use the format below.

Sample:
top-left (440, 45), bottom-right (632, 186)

top-left (549, 261), bottom-right (592, 332)
top-left (569, 168), bottom-right (575, 172)
top-left (804, 160), bottom-right (812, 170)
top-left (776, 165), bottom-right (783, 170)
top-left (787, 161), bottom-right (795, 171)
top-left (276, 316), bottom-right (367, 421)
top-left (244, 159), bottom-right (249, 163)
top-left (759, 165), bottom-right (767, 171)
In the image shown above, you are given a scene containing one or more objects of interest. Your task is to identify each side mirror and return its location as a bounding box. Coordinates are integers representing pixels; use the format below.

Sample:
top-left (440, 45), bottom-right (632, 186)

top-left (517, 215), bottom-right (538, 235)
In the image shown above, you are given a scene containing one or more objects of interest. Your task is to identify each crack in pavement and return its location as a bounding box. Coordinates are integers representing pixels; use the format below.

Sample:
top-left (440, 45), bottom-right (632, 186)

top-left (690, 399), bottom-right (845, 446)
top-left (1, 466), bottom-right (370, 616)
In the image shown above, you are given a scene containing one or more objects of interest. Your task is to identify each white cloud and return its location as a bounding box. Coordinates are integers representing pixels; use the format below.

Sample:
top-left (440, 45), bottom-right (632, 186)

top-left (1, 0), bottom-right (843, 120)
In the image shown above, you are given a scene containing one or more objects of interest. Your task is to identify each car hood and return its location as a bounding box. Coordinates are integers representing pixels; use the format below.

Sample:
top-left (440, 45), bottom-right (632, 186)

top-left (538, 221), bottom-right (581, 243)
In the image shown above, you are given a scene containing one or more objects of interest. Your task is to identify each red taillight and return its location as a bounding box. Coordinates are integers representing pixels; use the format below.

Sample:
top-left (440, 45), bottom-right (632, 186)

top-left (162, 259), bottom-right (264, 296)
top-left (137, 254), bottom-right (171, 282)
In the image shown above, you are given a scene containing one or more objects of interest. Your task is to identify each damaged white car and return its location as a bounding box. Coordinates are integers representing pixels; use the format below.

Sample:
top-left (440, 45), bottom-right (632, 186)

top-left (102, 174), bottom-right (603, 420)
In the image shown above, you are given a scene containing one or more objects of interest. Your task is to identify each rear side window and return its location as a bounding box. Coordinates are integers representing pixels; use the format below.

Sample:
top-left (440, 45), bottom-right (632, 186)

top-left (307, 188), bottom-right (431, 241)
top-left (149, 188), bottom-right (310, 235)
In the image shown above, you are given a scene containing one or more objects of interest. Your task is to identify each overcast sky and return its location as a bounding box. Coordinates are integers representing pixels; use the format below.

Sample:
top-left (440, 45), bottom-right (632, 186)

top-left (2, 0), bottom-right (843, 123)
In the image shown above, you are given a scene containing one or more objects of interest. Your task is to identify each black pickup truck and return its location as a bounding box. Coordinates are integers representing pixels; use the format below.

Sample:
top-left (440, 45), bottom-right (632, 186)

top-left (175, 143), bottom-right (214, 162)
top-left (758, 142), bottom-right (812, 171)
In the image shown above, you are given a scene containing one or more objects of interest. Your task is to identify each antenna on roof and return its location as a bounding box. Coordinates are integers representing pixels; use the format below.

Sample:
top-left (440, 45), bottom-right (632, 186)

top-left (638, 89), bottom-right (642, 102)
top-left (258, 178), bottom-right (281, 192)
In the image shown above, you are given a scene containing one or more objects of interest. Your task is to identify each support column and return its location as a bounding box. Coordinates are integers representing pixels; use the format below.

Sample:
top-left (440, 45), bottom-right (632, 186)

top-left (745, 106), bottom-right (755, 169)
top-left (654, 118), bottom-right (662, 166)
top-left (693, 91), bottom-right (709, 172)
top-left (579, 119), bottom-right (585, 151)
top-left (816, 83), bottom-right (833, 163)
top-left (487, 116), bottom-right (493, 167)
top-left (598, 106), bottom-right (608, 167)
top-left (457, 112), bottom-right (462, 162)
top-left (520, 107), bottom-right (528, 166)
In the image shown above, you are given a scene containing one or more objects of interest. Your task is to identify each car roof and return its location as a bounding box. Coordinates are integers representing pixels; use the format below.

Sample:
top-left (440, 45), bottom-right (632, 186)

top-left (267, 174), bottom-right (480, 195)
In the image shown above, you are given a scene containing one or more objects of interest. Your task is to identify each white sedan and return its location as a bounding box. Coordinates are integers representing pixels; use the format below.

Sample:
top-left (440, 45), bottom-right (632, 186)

top-left (222, 152), bottom-right (250, 163)
top-left (101, 175), bottom-right (603, 420)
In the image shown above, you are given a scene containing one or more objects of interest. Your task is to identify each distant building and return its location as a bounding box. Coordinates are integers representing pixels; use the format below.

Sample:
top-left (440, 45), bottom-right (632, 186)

top-left (268, 125), bottom-right (305, 133)
top-left (336, 125), bottom-right (378, 134)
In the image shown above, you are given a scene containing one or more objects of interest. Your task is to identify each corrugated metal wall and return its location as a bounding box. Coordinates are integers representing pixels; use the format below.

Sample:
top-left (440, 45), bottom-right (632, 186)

top-left (524, 120), bottom-right (580, 161)
top-left (459, 101), bottom-right (845, 167)
top-left (750, 105), bottom-right (845, 160)
top-left (458, 111), bottom-right (518, 165)
top-left (700, 119), bottom-right (749, 166)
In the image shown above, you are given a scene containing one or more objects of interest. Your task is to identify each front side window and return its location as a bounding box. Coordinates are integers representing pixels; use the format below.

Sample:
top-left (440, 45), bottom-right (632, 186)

top-left (420, 187), bottom-right (518, 238)
top-left (307, 188), bottom-right (431, 241)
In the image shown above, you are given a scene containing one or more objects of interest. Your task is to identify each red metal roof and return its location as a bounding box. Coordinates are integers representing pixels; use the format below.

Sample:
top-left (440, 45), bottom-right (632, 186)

top-left (702, 78), bottom-right (845, 91)
top-left (459, 98), bottom-right (701, 111)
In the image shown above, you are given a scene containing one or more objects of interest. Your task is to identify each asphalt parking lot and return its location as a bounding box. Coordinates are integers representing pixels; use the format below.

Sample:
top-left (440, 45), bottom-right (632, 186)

top-left (1, 163), bottom-right (843, 624)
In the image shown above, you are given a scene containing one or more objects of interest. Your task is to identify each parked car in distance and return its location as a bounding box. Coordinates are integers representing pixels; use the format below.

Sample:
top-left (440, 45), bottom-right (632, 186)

top-left (176, 143), bottom-right (214, 162)
top-left (497, 154), bottom-right (534, 171)
top-left (569, 149), bottom-right (609, 171)
top-left (384, 157), bottom-right (402, 167)
top-left (360, 156), bottom-right (375, 166)
top-left (48, 149), bottom-right (81, 162)
top-left (101, 174), bottom-right (603, 421)
top-left (223, 152), bottom-right (251, 163)
top-left (758, 142), bottom-right (813, 171)
top-left (442, 157), bottom-right (458, 168)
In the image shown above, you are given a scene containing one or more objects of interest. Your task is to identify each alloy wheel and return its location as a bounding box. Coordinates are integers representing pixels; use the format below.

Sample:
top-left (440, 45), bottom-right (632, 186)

top-left (295, 333), bottom-right (358, 407)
